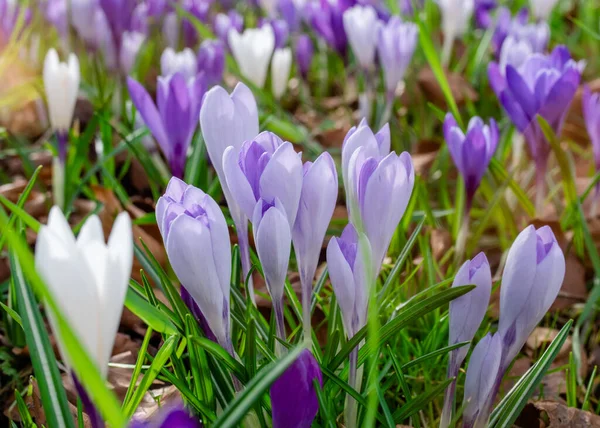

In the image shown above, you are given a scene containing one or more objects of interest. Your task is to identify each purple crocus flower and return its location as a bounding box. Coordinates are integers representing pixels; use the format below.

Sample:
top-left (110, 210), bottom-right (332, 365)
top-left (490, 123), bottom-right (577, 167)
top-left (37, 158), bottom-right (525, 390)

top-left (490, 46), bottom-right (582, 205)
top-left (214, 11), bottom-right (243, 48)
top-left (200, 84), bottom-right (259, 301)
top-left (491, 7), bottom-right (529, 55)
top-left (279, 0), bottom-right (300, 32)
top-left (327, 224), bottom-right (371, 338)
top-left (474, 0), bottom-right (496, 28)
top-left (271, 19), bottom-right (290, 49)
top-left (346, 145), bottom-right (414, 275)
top-left (119, 31), bottom-right (146, 75)
top-left (99, 0), bottom-right (135, 48)
top-left (270, 349), bottom-right (322, 428)
top-left (127, 73), bottom-right (206, 178)
top-left (129, 404), bottom-right (201, 428)
top-left (156, 177), bottom-right (233, 353)
top-left (343, 5), bottom-right (380, 70)
top-left (222, 132), bottom-right (303, 230)
top-left (341, 119), bottom-right (390, 221)
top-left (583, 86), bottom-right (600, 173)
top-left (443, 114), bottom-right (498, 210)
top-left (44, 0), bottom-right (68, 37)
top-left (295, 34), bottom-right (314, 80)
top-left (462, 333), bottom-right (503, 428)
top-left (223, 132), bottom-right (303, 340)
top-left (197, 39), bottom-right (225, 86)
top-left (0, 0), bottom-right (31, 40)
top-left (441, 252), bottom-right (492, 428)
top-left (293, 153), bottom-right (338, 339)
top-left (377, 16), bottom-right (418, 100)
top-left (498, 225), bottom-right (564, 367)
top-left (305, 0), bottom-right (349, 56)
top-left (181, 0), bottom-right (211, 47)
top-left (131, 2), bottom-right (149, 35)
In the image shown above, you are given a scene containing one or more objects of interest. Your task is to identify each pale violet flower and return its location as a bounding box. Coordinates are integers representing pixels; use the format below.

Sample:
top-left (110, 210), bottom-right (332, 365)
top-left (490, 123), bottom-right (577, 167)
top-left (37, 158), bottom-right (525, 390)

top-left (119, 31), bottom-right (145, 75)
top-left (530, 0), bottom-right (560, 20)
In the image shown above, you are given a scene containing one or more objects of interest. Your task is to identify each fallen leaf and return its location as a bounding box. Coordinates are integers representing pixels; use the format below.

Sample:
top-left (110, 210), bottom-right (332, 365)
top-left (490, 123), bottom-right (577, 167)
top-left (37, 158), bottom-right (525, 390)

top-left (516, 401), bottom-right (600, 427)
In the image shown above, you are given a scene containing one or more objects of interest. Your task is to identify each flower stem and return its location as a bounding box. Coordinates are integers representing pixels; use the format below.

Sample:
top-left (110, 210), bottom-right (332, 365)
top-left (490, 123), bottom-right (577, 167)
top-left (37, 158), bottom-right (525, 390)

top-left (455, 208), bottom-right (470, 264)
top-left (52, 157), bottom-right (65, 211)
top-left (440, 354), bottom-right (458, 428)
top-left (273, 298), bottom-right (286, 357)
top-left (301, 271), bottom-right (312, 345)
top-left (236, 217), bottom-right (255, 305)
top-left (535, 162), bottom-right (546, 216)
top-left (345, 347), bottom-right (359, 428)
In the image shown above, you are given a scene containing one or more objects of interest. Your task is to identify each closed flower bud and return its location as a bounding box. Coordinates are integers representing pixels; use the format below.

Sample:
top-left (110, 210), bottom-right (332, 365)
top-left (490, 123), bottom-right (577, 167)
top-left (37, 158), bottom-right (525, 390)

top-left (583, 85), bottom-right (600, 172)
top-left (498, 225), bottom-right (565, 364)
top-left (377, 16), bottom-right (418, 98)
top-left (270, 349), bottom-right (323, 428)
top-left (156, 177), bottom-right (232, 349)
top-left (127, 73), bottom-right (206, 178)
top-left (295, 34), bottom-right (314, 80)
top-left (214, 10), bottom-right (243, 48)
top-left (271, 19), bottom-right (289, 49)
top-left (293, 153), bottom-right (338, 336)
top-left (530, 0), bottom-right (559, 20)
top-left (160, 47), bottom-right (197, 81)
top-left (443, 113), bottom-right (498, 209)
top-left (271, 47), bottom-right (292, 99)
top-left (43, 48), bottom-right (80, 156)
top-left (129, 403), bottom-right (201, 427)
top-left (197, 39), bottom-right (225, 86)
top-left (463, 333), bottom-right (503, 428)
top-left (229, 25), bottom-right (275, 88)
top-left (327, 224), bottom-right (371, 338)
top-left (119, 31), bottom-right (145, 75)
top-left (343, 5), bottom-right (380, 69)
top-left (35, 206), bottom-right (133, 378)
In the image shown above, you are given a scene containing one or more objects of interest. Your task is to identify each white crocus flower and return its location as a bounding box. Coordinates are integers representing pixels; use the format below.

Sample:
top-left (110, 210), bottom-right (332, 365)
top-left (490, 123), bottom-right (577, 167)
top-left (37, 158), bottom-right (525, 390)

top-left (343, 5), bottom-right (380, 70)
top-left (228, 26), bottom-right (275, 88)
top-left (530, 0), bottom-right (560, 21)
top-left (271, 48), bottom-right (292, 99)
top-left (438, 0), bottom-right (474, 65)
top-left (35, 207), bottom-right (133, 377)
top-left (43, 48), bottom-right (80, 133)
top-left (120, 31), bottom-right (146, 76)
top-left (160, 47), bottom-right (198, 81)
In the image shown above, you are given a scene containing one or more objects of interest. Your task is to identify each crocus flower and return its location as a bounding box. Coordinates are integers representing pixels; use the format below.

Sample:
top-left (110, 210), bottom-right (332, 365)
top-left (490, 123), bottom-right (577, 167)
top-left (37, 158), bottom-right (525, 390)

top-left (443, 114), bottom-right (499, 210)
top-left (582, 86), bottom-right (600, 173)
top-left (271, 47), bottom-right (292, 99)
top-left (43, 48), bottom-right (80, 161)
top-left (252, 198), bottom-right (292, 340)
top-left (222, 132), bottom-right (303, 228)
top-left (129, 404), bottom-right (201, 427)
top-left (341, 119), bottom-right (390, 221)
top-left (160, 47), bottom-right (197, 81)
top-left (441, 252), bottom-right (492, 428)
top-left (119, 31), bottom-right (145, 75)
top-left (127, 72), bottom-right (206, 178)
top-left (197, 39), bottom-right (225, 86)
top-left (530, 0), bottom-right (560, 21)
top-left (181, 0), bottom-right (210, 47)
top-left (498, 225), bottom-right (565, 367)
top-left (70, 0), bottom-right (100, 48)
top-left (295, 34), bottom-right (314, 80)
top-left (327, 224), bottom-right (371, 338)
top-left (229, 26), bottom-right (275, 88)
top-left (99, 0), bottom-right (135, 48)
top-left (279, 0), bottom-right (300, 32)
top-left (35, 206), bottom-right (133, 378)
top-left (259, 0), bottom-right (278, 17)
top-left (491, 7), bottom-right (530, 55)
top-left (271, 19), bottom-right (290, 49)
top-left (162, 12), bottom-right (179, 49)
top-left (305, 0), bottom-right (348, 56)
top-left (346, 147), bottom-right (414, 274)
top-left (270, 349), bottom-right (323, 428)
top-left (44, 0), bottom-right (68, 37)
top-left (293, 153), bottom-right (338, 339)
top-left (490, 46), bottom-right (581, 206)
top-left (438, 0), bottom-right (474, 64)
top-left (156, 177), bottom-right (233, 352)
top-left (377, 16), bottom-right (418, 100)
top-left (214, 10), bottom-right (243, 48)
top-left (0, 0), bottom-right (31, 41)
top-left (462, 333), bottom-right (503, 428)
top-left (199, 84), bottom-right (259, 301)
top-left (131, 2), bottom-right (149, 35)
top-left (343, 5), bottom-right (380, 70)
top-left (474, 0), bottom-right (496, 28)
